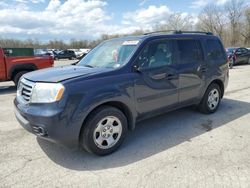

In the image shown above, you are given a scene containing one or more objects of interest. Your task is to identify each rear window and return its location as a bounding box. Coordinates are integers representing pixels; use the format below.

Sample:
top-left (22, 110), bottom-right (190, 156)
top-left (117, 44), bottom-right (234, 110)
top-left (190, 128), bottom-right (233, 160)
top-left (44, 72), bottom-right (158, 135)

top-left (176, 39), bottom-right (203, 64)
top-left (206, 39), bottom-right (225, 61)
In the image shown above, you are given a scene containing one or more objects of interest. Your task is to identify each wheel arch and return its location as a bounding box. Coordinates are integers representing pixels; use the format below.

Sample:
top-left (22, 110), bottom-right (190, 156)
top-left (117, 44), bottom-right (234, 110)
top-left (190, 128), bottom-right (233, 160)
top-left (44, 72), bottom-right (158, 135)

top-left (9, 63), bottom-right (37, 80)
top-left (78, 100), bottom-right (135, 142)
top-left (208, 79), bottom-right (225, 98)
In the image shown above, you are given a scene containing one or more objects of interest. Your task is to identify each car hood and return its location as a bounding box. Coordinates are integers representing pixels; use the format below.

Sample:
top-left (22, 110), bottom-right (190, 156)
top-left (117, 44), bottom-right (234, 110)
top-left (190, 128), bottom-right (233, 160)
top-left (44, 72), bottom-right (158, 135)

top-left (23, 65), bottom-right (109, 83)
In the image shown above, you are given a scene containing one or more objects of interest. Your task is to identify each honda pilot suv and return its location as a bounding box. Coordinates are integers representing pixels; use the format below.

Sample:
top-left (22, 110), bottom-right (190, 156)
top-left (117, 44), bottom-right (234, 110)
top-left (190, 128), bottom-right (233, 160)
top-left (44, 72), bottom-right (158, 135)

top-left (14, 31), bottom-right (229, 155)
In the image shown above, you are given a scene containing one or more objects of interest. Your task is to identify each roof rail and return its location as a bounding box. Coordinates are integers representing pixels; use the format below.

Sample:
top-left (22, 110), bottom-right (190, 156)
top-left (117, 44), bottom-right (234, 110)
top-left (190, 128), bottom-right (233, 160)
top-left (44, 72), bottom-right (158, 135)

top-left (174, 30), bottom-right (213, 35)
top-left (143, 30), bottom-right (213, 35)
top-left (143, 30), bottom-right (176, 35)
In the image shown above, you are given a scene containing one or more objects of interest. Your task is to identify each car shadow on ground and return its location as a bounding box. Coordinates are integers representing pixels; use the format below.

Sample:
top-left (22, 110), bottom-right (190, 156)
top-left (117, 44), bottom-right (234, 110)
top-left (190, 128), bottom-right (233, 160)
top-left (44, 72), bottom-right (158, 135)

top-left (0, 85), bottom-right (16, 95)
top-left (37, 98), bottom-right (250, 171)
top-left (232, 63), bottom-right (250, 68)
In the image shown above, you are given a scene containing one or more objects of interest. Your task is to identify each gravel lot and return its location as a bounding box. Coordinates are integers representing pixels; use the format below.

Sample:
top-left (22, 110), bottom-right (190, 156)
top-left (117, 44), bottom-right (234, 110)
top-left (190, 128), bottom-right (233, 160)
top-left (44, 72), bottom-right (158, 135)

top-left (0, 61), bottom-right (250, 187)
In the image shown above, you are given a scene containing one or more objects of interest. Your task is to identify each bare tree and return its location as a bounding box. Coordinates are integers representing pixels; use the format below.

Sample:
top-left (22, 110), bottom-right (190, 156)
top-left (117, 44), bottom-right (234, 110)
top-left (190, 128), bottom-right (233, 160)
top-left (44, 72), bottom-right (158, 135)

top-left (154, 13), bottom-right (194, 31)
top-left (241, 7), bottom-right (250, 46)
top-left (196, 4), bottom-right (225, 39)
top-left (225, 0), bottom-right (245, 46)
top-left (167, 13), bottom-right (194, 30)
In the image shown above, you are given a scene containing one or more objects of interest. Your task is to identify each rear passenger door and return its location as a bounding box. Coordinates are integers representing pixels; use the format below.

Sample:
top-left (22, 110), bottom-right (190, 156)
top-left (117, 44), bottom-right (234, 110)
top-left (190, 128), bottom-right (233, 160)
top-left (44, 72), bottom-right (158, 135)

top-left (176, 39), bottom-right (204, 103)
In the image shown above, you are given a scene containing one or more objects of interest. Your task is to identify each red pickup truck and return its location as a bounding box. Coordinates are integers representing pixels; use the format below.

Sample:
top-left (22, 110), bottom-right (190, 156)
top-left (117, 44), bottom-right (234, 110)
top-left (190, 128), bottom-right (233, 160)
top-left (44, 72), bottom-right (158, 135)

top-left (0, 48), bottom-right (54, 85)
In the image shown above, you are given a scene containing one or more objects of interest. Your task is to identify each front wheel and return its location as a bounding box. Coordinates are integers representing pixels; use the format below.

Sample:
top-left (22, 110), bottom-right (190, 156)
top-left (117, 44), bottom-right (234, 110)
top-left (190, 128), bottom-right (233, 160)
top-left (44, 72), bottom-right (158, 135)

top-left (80, 106), bottom-right (128, 155)
top-left (13, 71), bottom-right (28, 86)
top-left (198, 83), bottom-right (221, 114)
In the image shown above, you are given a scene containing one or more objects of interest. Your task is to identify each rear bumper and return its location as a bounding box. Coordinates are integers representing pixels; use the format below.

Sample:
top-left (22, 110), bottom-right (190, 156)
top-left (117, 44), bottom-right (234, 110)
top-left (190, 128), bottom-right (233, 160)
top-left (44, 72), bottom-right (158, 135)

top-left (14, 98), bottom-right (81, 148)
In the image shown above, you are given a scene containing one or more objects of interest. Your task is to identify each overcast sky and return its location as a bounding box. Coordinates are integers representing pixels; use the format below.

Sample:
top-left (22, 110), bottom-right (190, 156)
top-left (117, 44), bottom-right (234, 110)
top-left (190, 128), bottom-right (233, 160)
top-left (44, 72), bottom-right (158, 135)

top-left (0, 0), bottom-right (231, 41)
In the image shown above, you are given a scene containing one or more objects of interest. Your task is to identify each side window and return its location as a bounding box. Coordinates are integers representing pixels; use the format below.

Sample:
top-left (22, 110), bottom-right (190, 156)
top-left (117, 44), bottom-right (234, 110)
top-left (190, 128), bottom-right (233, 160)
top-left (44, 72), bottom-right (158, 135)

top-left (176, 39), bottom-right (203, 64)
top-left (235, 48), bottom-right (242, 54)
top-left (138, 40), bottom-right (175, 68)
top-left (206, 39), bottom-right (225, 61)
top-left (240, 48), bottom-right (248, 54)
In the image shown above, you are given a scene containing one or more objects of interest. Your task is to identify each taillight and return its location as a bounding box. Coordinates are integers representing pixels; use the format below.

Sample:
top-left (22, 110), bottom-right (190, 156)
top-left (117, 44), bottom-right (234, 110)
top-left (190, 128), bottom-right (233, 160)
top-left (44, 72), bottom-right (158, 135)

top-left (50, 56), bottom-right (54, 66)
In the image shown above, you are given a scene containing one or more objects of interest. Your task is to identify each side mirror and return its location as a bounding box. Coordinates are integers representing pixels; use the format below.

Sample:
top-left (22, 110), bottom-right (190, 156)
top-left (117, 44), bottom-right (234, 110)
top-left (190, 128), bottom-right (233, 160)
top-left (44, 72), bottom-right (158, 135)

top-left (133, 65), bottom-right (142, 72)
top-left (3, 50), bottom-right (10, 56)
top-left (134, 56), bottom-right (149, 72)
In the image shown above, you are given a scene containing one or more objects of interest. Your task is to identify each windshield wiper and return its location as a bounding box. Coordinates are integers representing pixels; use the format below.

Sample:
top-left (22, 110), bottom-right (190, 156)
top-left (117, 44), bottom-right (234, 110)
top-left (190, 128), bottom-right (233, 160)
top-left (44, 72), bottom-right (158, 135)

top-left (71, 61), bottom-right (79, 65)
top-left (84, 64), bottom-right (94, 68)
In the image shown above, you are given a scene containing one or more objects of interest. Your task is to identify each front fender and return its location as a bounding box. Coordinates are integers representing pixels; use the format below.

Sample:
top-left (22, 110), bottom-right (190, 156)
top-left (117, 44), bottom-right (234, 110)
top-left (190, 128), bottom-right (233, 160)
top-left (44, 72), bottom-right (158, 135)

top-left (61, 83), bottom-right (136, 141)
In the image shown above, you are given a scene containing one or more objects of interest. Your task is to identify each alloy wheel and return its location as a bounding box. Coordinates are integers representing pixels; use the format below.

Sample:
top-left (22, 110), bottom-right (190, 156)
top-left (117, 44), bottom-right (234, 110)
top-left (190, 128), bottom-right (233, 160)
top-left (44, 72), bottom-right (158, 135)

top-left (93, 116), bottom-right (122, 149)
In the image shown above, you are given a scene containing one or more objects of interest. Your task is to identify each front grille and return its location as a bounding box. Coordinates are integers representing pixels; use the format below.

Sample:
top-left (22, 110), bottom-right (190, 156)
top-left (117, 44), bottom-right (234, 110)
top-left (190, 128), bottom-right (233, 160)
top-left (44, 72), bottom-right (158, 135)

top-left (18, 78), bottom-right (34, 103)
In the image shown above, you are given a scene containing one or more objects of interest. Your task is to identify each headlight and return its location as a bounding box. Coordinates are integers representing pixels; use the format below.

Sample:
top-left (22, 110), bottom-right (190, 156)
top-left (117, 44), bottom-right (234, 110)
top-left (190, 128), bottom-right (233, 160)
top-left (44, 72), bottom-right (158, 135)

top-left (30, 83), bottom-right (65, 103)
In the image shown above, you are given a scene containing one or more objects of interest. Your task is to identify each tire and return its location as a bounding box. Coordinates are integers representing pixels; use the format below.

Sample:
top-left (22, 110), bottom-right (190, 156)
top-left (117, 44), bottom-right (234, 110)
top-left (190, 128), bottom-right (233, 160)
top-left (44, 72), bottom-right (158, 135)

top-left (248, 58), bottom-right (250, 64)
top-left (80, 106), bottom-right (128, 155)
top-left (13, 71), bottom-right (28, 86)
top-left (198, 83), bottom-right (221, 114)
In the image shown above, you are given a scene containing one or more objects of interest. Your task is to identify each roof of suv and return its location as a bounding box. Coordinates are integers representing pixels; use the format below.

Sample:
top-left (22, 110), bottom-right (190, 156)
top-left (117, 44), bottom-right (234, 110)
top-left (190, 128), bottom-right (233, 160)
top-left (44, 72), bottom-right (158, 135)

top-left (112, 31), bottom-right (219, 42)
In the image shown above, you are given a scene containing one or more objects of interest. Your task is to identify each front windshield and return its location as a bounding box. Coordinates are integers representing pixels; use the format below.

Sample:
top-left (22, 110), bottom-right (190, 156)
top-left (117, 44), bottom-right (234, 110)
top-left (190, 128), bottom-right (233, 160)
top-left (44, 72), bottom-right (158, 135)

top-left (78, 39), bottom-right (140, 69)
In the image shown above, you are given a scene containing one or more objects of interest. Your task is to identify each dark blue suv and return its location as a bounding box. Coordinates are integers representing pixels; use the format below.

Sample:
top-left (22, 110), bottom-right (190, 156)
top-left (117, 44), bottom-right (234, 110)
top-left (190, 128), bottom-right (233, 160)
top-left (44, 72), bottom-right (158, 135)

top-left (14, 31), bottom-right (229, 155)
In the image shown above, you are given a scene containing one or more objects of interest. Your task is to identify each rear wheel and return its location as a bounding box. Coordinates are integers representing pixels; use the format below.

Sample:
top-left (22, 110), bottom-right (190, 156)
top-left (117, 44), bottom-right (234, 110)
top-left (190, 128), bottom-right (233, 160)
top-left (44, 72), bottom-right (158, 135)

top-left (13, 71), bottom-right (28, 86)
top-left (229, 62), bottom-right (233, 69)
top-left (199, 83), bottom-right (221, 114)
top-left (80, 106), bottom-right (128, 155)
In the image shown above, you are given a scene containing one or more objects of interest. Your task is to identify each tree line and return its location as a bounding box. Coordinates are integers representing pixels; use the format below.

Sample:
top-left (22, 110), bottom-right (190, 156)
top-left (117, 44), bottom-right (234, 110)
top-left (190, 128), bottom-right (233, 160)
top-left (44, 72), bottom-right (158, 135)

top-left (196, 0), bottom-right (250, 47)
top-left (0, 0), bottom-right (249, 49)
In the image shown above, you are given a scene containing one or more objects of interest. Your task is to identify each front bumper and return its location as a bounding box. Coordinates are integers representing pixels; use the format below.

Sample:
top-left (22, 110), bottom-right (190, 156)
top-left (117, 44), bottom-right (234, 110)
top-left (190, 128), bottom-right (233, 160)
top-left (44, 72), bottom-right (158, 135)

top-left (14, 98), bottom-right (82, 148)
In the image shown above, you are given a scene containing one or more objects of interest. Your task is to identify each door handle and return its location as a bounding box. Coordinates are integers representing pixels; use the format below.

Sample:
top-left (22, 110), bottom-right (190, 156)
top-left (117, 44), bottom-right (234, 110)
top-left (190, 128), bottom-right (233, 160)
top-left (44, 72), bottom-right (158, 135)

top-left (166, 74), bottom-right (177, 80)
top-left (150, 73), bottom-right (167, 80)
top-left (199, 67), bottom-right (207, 72)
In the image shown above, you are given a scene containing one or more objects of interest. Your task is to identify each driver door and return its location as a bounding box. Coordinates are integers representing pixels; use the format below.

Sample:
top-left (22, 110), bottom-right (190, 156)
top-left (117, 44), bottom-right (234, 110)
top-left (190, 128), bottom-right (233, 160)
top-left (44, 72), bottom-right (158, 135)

top-left (134, 39), bottom-right (179, 115)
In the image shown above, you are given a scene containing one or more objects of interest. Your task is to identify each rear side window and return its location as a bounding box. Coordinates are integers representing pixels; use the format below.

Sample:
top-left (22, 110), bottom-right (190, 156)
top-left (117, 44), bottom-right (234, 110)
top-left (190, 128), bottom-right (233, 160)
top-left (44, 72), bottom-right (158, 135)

top-left (176, 39), bottom-right (203, 64)
top-left (206, 39), bottom-right (225, 61)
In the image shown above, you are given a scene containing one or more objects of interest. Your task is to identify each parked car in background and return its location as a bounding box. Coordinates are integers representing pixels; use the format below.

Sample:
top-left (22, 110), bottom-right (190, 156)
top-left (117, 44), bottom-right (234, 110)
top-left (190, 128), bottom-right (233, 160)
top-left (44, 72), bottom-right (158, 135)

top-left (68, 49), bottom-right (85, 59)
top-left (34, 49), bottom-right (56, 59)
top-left (226, 47), bottom-right (250, 65)
top-left (77, 52), bottom-right (88, 60)
top-left (79, 49), bottom-right (91, 54)
top-left (0, 48), bottom-right (54, 85)
top-left (54, 50), bottom-right (76, 60)
top-left (14, 31), bottom-right (229, 155)
top-left (77, 49), bottom-right (91, 60)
